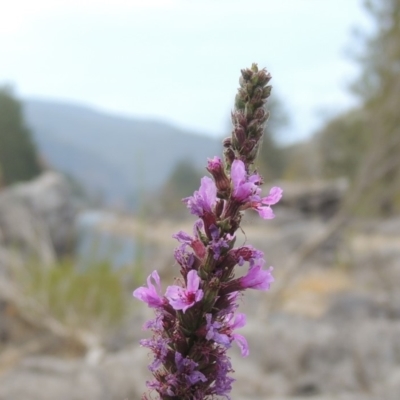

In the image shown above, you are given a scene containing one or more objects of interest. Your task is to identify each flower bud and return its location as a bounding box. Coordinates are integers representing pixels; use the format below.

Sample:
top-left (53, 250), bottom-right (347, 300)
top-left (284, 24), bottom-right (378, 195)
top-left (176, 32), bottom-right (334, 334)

top-left (207, 156), bottom-right (231, 194)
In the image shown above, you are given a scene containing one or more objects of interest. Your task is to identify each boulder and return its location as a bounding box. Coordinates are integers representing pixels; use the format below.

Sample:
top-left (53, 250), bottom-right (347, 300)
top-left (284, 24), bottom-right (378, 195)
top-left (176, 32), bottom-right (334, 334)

top-left (276, 178), bottom-right (348, 218)
top-left (0, 348), bottom-right (147, 400)
top-left (0, 171), bottom-right (76, 266)
top-left (0, 172), bottom-right (77, 346)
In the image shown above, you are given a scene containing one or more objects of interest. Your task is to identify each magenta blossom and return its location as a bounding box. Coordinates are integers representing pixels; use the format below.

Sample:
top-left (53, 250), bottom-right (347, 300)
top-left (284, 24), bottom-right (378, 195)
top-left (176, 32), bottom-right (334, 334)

top-left (226, 313), bottom-right (249, 357)
top-left (205, 312), bottom-right (249, 357)
top-left (173, 228), bottom-right (207, 259)
top-left (140, 336), bottom-right (170, 372)
top-left (251, 186), bottom-right (283, 219)
top-left (165, 270), bottom-right (204, 313)
top-left (209, 225), bottom-right (235, 260)
top-left (133, 270), bottom-right (164, 308)
top-left (183, 176), bottom-right (217, 217)
top-left (239, 263), bottom-right (274, 291)
top-left (205, 314), bottom-right (229, 345)
top-left (231, 159), bottom-right (262, 202)
top-left (174, 352), bottom-right (207, 385)
top-left (229, 245), bottom-right (264, 266)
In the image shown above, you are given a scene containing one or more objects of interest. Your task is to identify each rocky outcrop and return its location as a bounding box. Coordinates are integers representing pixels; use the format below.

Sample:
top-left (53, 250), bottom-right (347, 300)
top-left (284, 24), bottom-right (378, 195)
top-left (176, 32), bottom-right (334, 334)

top-left (0, 172), bottom-right (77, 349)
top-left (0, 175), bottom-right (399, 400)
top-left (277, 178), bottom-right (349, 218)
top-left (0, 309), bottom-right (399, 400)
top-left (0, 171), bottom-right (76, 268)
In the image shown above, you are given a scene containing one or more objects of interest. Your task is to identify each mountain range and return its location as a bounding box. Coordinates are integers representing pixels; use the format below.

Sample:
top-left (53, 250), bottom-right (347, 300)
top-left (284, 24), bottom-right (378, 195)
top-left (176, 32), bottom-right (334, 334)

top-left (23, 99), bottom-right (222, 207)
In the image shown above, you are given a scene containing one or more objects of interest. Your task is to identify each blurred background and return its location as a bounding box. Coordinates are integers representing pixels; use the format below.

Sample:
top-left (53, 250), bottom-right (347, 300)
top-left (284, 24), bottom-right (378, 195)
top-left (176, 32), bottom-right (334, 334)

top-left (0, 0), bottom-right (399, 399)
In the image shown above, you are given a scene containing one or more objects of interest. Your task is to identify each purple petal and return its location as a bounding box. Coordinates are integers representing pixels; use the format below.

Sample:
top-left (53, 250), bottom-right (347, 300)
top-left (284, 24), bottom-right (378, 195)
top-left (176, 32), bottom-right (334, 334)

top-left (233, 333), bottom-right (249, 357)
top-left (248, 173), bottom-right (262, 184)
top-left (133, 270), bottom-right (164, 308)
top-left (256, 205), bottom-right (275, 219)
top-left (165, 285), bottom-right (186, 310)
top-left (198, 176), bottom-right (217, 212)
top-left (231, 160), bottom-right (261, 202)
top-left (183, 176), bottom-right (217, 216)
top-left (195, 289), bottom-right (204, 303)
top-left (187, 371), bottom-right (207, 384)
top-left (230, 313), bottom-right (246, 330)
top-left (240, 264), bottom-right (274, 291)
top-left (231, 159), bottom-right (246, 189)
top-left (187, 270), bottom-right (200, 292)
top-left (173, 230), bottom-right (193, 244)
top-left (165, 271), bottom-right (203, 313)
top-left (263, 186), bottom-right (283, 205)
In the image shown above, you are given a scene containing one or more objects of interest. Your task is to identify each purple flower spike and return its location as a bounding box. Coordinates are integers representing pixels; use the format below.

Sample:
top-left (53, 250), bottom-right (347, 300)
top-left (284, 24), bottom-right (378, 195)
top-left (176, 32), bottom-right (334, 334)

top-left (133, 270), bottom-right (164, 308)
top-left (134, 65), bottom-right (279, 399)
top-left (239, 263), bottom-right (274, 291)
top-left (166, 270), bottom-right (204, 313)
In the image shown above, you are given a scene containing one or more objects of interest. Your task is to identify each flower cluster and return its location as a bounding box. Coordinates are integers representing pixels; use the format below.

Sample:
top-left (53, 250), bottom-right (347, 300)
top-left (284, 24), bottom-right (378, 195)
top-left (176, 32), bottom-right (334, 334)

top-left (133, 64), bottom-right (282, 400)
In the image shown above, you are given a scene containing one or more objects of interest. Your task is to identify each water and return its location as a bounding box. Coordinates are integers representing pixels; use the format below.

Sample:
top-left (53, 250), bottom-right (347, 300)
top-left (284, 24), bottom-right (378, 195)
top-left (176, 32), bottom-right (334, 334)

top-left (75, 210), bottom-right (140, 269)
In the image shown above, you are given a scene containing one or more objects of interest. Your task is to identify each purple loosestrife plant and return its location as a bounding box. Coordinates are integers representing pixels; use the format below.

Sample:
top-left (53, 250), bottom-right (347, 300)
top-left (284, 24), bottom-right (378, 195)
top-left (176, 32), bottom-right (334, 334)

top-left (133, 63), bottom-right (282, 400)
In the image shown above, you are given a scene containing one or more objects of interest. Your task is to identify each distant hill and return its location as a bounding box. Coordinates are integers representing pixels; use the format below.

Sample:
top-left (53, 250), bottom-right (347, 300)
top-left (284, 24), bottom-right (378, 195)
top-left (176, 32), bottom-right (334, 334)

top-left (23, 99), bottom-right (222, 207)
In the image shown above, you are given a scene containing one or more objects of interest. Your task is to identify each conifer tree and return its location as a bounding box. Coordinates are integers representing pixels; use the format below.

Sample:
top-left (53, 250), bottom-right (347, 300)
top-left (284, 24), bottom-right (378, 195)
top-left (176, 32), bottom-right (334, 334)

top-left (352, 0), bottom-right (400, 214)
top-left (0, 87), bottom-right (41, 186)
top-left (317, 0), bottom-right (400, 215)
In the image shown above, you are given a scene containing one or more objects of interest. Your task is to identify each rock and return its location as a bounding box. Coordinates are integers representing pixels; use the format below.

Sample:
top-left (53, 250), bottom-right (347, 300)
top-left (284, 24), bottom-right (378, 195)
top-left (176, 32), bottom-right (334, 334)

top-left (6, 171), bottom-right (77, 256)
top-left (0, 356), bottom-right (108, 400)
top-left (276, 178), bottom-right (348, 218)
top-left (0, 172), bottom-right (76, 271)
top-left (0, 348), bottom-right (147, 400)
top-left (100, 345), bottom-right (148, 399)
top-left (0, 313), bottom-right (399, 400)
top-left (0, 172), bottom-right (78, 347)
top-left (324, 292), bottom-right (388, 322)
top-left (234, 310), bottom-right (400, 398)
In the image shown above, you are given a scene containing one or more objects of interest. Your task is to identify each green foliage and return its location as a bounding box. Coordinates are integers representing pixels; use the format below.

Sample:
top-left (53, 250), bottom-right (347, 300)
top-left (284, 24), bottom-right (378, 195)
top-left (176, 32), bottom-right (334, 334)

top-left (316, 109), bottom-right (371, 181)
top-left (352, 0), bottom-right (400, 215)
top-left (353, 0), bottom-right (400, 101)
top-left (281, 140), bottom-right (321, 181)
top-left (0, 87), bottom-right (41, 185)
top-left (315, 0), bottom-right (400, 216)
top-left (16, 258), bottom-right (130, 332)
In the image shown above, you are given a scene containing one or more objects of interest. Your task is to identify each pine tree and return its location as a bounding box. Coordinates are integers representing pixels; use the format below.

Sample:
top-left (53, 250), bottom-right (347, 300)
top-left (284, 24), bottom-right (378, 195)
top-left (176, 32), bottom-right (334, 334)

top-left (352, 0), bottom-right (400, 215)
top-left (0, 87), bottom-right (42, 186)
top-left (317, 0), bottom-right (400, 215)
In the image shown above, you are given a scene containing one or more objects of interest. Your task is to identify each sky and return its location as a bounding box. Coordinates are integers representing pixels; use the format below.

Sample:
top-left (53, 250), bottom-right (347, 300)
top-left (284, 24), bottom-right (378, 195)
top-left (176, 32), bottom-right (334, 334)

top-left (0, 0), bottom-right (371, 143)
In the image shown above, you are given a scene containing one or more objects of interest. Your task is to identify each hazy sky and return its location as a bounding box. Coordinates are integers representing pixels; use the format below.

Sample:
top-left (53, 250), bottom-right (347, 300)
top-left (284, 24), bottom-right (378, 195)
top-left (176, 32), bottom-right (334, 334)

top-left (0, 0), bottom-right (370, 143)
